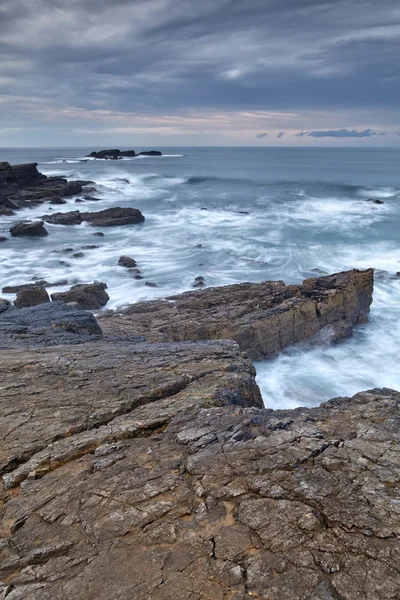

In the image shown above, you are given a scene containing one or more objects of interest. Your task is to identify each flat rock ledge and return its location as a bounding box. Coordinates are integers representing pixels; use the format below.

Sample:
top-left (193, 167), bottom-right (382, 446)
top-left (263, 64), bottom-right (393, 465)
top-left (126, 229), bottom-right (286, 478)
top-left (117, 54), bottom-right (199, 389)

top-left (0, 336), bottom-right (399, 599)
top-left (99, 268), bottom-right (374, 360)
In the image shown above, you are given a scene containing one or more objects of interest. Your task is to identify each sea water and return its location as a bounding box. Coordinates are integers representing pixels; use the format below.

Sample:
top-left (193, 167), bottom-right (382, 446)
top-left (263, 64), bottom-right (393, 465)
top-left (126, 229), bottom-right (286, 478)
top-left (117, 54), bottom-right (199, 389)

top-left (1, 146), bottom-right (399, 408)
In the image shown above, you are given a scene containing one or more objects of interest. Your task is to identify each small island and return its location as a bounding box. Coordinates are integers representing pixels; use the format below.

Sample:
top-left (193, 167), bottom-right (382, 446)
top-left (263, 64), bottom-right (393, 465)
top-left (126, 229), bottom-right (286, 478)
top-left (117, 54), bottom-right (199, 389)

top-left (87, 149), bottom-right (162, 160)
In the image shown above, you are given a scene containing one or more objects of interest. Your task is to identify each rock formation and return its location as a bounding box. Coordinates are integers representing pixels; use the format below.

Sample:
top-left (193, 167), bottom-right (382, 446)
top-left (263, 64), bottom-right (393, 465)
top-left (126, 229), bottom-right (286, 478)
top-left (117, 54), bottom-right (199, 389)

top-left (43, 207), bottom-right (145, 227)
top-left (87, 149), bottom-right (162, 159)
top-left (1, 267), bottom-right (398, 599)
top-left (100, 268), bottom-right (374, 360)
top-left (0, 162), bottom-right (86, 211)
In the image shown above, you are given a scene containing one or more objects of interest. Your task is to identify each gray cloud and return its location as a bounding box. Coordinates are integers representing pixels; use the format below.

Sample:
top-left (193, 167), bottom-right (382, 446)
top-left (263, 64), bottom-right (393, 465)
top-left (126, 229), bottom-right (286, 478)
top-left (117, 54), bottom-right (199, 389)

top-left (277, 132), bottom-right (285, 138)
top-left (256, 132), bottom-right (268, 138)
top-left (295, 128), bottom-right (386, 138)
top-left (0, 0), bottom-right (399, 144)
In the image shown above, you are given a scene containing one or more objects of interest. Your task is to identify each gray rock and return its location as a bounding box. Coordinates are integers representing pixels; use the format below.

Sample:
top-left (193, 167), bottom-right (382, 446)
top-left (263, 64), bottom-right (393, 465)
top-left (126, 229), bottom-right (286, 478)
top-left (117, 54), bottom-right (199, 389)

top-left (0, 301), bottom-right (102, 347)
top-left (10, 221), bottom-right (48, 237)
top-left (118, 255), bottom-right (137, 268)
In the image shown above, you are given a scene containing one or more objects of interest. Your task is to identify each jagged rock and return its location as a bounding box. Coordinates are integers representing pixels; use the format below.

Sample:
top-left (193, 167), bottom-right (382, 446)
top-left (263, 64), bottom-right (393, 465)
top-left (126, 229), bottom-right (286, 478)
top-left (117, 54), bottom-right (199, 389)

top-left (99, 269), bottom-right (374, 360)
top-left (9, 221), bottom-right (48, 237)
top-left (51, 282), bottom-right (109, 310)
top-left (118, 255), bottom-right (137, 268)
top-left (0, 161), bottom-right (83, 210)
top-left (0, 208), bottom-right (15, 215)
top-left (42, 207), bottom-right (145, 227)
top-left (2, 280), bottom-right (67, 294)
top-left (0, 301), bottom-right (103, 348)
top-left (14, 287), bottom-right (50, 308)
top-left (145, 281), bottom-right (158, 287)
top-left (0, 236), bottom-right (8, 242)
top-left (367, 198), bottom-right (384, 204)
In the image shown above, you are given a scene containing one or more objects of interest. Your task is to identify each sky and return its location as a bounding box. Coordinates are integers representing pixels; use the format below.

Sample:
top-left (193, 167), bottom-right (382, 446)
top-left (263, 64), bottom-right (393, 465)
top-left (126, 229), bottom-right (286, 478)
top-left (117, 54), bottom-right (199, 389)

top-left (0, 0), bottom-right (399, 147)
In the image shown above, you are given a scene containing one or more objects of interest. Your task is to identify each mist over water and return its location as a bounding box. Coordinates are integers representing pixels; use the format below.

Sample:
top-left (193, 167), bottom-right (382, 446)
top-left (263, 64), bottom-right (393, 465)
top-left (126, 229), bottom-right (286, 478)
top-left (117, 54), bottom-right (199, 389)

top-left (1, 146), bottom-right (400, 408)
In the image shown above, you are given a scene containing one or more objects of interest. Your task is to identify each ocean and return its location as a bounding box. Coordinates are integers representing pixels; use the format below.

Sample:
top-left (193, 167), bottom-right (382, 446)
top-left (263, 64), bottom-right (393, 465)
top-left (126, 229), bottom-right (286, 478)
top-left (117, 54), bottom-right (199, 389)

top-left (1, 146), bottom-right (400, 409)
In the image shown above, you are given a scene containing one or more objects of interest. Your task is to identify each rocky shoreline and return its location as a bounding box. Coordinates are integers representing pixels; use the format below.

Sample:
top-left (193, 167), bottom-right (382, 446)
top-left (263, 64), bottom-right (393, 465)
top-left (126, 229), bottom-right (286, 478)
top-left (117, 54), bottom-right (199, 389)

top-left (1, 161), bottom-right (399, 599)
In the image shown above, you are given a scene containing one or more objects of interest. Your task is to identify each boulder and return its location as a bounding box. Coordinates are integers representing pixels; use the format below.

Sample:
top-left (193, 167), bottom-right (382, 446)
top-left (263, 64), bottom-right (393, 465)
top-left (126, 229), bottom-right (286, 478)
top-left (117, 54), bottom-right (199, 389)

top-left (0, 236), bottom-right (8, 242)
top-left (192, 276), bottom-right (206, 288)
top-left (118, 255), bottom-right (137, 268)
top-left (10, 221), bottom-right (48, 237)
top-left (367, 198), bottom-right (384, 204)
top-left (51, 282), bottom-right (109, 310)
top-left (14, 287), bottom-right (50, 308)
top-left (0, 298), bottom-right (10, 313)
top-left (0, 207), bottom-right (15, 215)
top-left (99, 269), bottom-right (374, 360)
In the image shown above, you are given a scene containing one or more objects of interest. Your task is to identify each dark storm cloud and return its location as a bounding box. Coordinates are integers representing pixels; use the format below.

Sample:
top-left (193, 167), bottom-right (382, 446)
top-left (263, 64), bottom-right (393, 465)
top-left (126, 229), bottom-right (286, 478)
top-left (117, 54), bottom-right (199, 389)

top-left (256, 133), bottom-right (268, 138)
top-left (0, 0), bottom-right (399, 141)
top-left (295, 129), bottom-right (386, 138)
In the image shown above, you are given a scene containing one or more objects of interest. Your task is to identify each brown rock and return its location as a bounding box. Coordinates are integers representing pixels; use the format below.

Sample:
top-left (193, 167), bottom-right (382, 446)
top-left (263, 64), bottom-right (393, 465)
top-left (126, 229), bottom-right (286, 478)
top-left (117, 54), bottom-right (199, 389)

top-left (118, 255), bottom-right (137, 268)
top-left (99, 269), bottom-right (374, 360)
top-left (14, 287), bottom-right (50, 308)
top-left (51, 282), bottom-right (109, 310)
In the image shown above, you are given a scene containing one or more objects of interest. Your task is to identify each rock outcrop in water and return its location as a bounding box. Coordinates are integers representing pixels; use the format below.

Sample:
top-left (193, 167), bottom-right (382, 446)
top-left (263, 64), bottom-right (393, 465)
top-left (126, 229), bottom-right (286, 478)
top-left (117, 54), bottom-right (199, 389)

top-left (100, 268), bottom-right (374, 360)
top-left (87, 149), bottom-right (162, 159)
top-left (43, 207), bottom-right (145, 227)
top-left (1, 268), bottom-right (398, 600)
top-left (0, 162), bottom-right (86, 211)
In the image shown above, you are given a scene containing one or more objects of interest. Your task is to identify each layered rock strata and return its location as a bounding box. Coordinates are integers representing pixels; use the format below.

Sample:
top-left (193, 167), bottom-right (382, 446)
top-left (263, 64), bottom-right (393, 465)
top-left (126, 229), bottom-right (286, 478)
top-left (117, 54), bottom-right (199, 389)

top-left (100, 268), bottom-right (374, 360)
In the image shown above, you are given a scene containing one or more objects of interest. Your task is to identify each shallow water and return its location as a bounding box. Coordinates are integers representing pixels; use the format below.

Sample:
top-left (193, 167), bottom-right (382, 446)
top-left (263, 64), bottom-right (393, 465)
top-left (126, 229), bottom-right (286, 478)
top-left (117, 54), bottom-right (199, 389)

top-left (1, 146), bottom-right (400, 408)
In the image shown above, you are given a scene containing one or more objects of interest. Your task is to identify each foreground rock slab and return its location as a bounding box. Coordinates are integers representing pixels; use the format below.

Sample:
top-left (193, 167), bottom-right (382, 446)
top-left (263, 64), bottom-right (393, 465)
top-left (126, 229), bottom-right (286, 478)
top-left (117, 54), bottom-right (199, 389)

top-left (100, 268), bottom-right (374, 359)
top-left (0, 347), bottom-right (398, 599)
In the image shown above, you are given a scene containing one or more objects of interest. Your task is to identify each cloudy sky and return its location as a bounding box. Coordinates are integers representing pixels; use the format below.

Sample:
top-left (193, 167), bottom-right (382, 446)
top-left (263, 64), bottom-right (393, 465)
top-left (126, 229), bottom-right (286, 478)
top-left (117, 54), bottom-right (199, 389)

top-left (1, 0), bottom-right (399, 146)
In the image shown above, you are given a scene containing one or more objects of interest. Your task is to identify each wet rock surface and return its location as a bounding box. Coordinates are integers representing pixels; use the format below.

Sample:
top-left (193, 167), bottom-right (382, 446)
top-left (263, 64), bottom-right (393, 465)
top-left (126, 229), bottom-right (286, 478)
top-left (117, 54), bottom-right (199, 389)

top-left (9, 221), bottom-right (48, 237)
top-left (43, 207), bottom-right (145, 227)
top-left (100, 268), bottom-right (374, 360)
top-left (0, 162), bottom-right (84, 211)
top-left (51, 282), bottom-right (109, 310)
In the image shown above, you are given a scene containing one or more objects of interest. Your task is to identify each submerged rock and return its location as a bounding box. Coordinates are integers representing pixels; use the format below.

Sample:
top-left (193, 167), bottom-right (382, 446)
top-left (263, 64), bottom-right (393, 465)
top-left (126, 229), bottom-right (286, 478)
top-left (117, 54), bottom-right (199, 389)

top-left (118, 255), bottom-right (137, 268)
top-left (51, 282), bottom-right (109, 310)
top-left (100, 268), bottom-right (374, 360)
